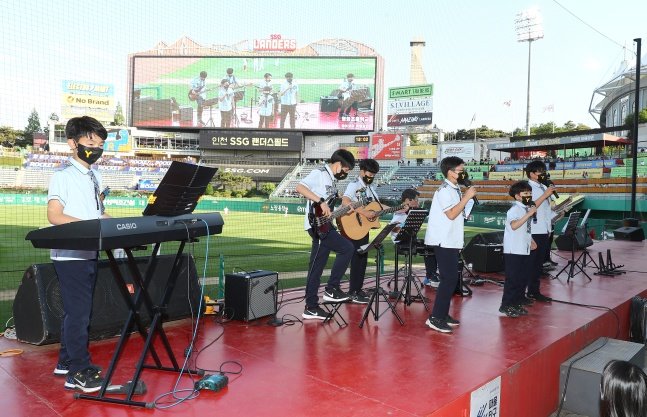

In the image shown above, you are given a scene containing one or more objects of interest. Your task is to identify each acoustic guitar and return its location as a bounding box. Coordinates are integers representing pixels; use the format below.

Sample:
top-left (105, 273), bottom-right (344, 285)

top-left (337, 202), bottom-right (407, 240)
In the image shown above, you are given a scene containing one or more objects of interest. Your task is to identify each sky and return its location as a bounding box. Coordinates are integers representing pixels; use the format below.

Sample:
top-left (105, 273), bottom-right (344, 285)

top-left (1, 0), bottom-right (646, 133)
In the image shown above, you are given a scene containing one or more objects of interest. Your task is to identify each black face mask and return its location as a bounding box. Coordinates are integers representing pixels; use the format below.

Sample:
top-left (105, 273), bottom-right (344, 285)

top-left (334, 171), bottom-right (348, 180)
top-left (363, 175), bottom-right (375, 185)
top-left (521, 196), bottom-right (534, 206)
top-left (537, 172), bottom-right (548, 182)
top-left (456, 171), bottom-right (471, 186)
top-left (76, 143), bottom-right (103, 165)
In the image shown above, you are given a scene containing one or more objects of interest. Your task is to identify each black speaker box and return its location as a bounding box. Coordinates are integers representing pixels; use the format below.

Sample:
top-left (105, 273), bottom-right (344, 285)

top-left (13, 254), bottom-right (201, 345)
top-left (225, 270), bottom-right (277, 321)
top-left (179, 106), bottom-right (194, 122)
top-left (463, 231), bottom-right (504, 266)
top-left (132, 98), bottom-right (173, 123)
top-left (555, 227), bottom-right (594, 250)
top-left (613, 226), bottom-right (645, 241)
top-left (319, 96), bottom-right (340, 112)
top-left (470, 244), bottom-right (504, 272)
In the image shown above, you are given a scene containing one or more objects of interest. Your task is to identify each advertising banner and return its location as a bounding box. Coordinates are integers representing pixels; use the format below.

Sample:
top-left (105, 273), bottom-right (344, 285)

top-left (370, 134), bottom-right (402, 160)
top-left (488, 171), bottom-right (524, 180)
top-left (62, 80), bottom-right (115, 122)
top-left (386, 112), bottom-right (433, 127)
top-left (388, 84), bottom-right (434, 99)
top-left (387, 97), bottom-right (434, 115)
top-left (216, 164), bottom-right (292, 180)
top-left (439, 143), bottom-right (475, 161)
top-left (342, 146), bottom-right (369, 160)
top-left (199, 130), bottom-right (302, 151)
top-left (405, 145), bottom-right (437, 159)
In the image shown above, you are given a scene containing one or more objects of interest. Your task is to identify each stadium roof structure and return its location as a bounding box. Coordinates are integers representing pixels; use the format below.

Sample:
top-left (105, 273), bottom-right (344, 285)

top-left (487, 130), bottom-right (629, 153)
top-left (589, 55), bottom-right (647, 125)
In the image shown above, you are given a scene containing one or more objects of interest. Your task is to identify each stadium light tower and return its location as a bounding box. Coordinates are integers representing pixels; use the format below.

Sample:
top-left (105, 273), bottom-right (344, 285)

top-left (515, 7), bottom-right (544, 135)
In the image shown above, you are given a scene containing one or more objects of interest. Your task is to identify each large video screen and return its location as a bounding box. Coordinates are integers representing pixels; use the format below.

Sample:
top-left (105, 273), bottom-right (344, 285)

top-left (131, 56), bottom-right (377, 132)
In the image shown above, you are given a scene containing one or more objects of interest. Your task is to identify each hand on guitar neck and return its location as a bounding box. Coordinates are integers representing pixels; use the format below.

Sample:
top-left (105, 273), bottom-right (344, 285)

top-left (188, 87), bottom-right (214, 101)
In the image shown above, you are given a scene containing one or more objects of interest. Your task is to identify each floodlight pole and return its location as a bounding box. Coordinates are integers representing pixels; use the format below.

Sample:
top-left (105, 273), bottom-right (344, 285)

top-left (630, 38), bottom-right (641, 218)
top-left (525, 40), bottom-right (533, 135)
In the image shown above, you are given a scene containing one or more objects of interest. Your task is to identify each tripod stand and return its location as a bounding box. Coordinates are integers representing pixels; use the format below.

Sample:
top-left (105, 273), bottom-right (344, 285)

top-left (455, 255), bottom-right (475, 297)
top-left (267, 275), bottom-right (284, 327)
top-left (359, 223), bottom-right (404, 328)
top-left (203, 100), bottom-right (217, 127)
top-left (391, 210), bottom-right (430, 310)
top-left (555, 212), bottom-right (592, 283)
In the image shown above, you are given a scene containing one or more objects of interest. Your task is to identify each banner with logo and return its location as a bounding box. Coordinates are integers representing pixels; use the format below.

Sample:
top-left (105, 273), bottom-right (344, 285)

top-left (488, 171), bottom-right (524, 180)
top-left (61, 80), bottom-right (115, 122)
top-left (386, 112), bottom-right (433, 127)
top-left (342, 146), bottom-right (369, 160)
top-left (199, 130), bottom-right (302, 151)
top-left (405, 145), bottom-right (437, 159)
top-left (439, 143), bottom-right (475, 161)
top-left (387, 97), bottom-right (434, 115)
top-left (370, 134), bottom-right (402, 160)
top-left (215, 164), bottom-right (292, 180)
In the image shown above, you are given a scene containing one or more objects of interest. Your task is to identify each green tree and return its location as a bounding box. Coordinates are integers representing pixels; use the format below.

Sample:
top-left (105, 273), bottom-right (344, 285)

top-left (215, 172), bottom-right (253, 192)
top-left (259, 182), bottom-right (276, 196)
top-left (624, 108), bottom-right (647, 126)
top-left (408, 133), bottom-right (421, 146)
top-left (23, 108), bottom-right (42, 147)
top-left (113, 102), bottom-right (125, 126)
top-left (0, 126), bottom-right (23, 147)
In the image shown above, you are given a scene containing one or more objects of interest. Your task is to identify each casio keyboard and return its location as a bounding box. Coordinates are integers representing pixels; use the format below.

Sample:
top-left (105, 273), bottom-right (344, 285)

top-left (25, 211), bottom-right (224, 408)
top-left (25, 212), bottom-right (223, 250)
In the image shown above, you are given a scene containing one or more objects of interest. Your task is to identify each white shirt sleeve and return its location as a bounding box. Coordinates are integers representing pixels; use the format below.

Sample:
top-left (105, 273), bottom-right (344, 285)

top-left (436, 187), bottom-right (457, 213)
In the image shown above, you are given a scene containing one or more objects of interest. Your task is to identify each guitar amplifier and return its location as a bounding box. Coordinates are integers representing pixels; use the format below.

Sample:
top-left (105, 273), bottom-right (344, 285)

top-left (179, 106), bottom-right (193, 122)
top-left (225, 270), bottom-right (278, 321)
top-left (320, 96), bottom-right (339, 112)
top-left (470, 244), bottom-right (504, 273)
top-left (132, 98), bottom-right (173, 123)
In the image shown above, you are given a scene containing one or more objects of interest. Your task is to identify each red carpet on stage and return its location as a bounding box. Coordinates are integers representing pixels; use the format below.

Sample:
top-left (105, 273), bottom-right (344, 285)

top-left (0, 239), bottom-right (645, 417)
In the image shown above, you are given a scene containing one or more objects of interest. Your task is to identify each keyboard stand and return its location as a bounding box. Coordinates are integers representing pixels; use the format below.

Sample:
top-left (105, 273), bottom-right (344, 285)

top-left (76, 241), bottom-right (202, 408)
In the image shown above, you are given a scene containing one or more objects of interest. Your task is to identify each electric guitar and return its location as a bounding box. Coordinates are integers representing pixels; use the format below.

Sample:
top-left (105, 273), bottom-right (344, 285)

top-left (188, 87), bottom-right (214, 101)
top-left (551, 194), bottom-right (584, 226)
top-left (337, 202), bottom-right (408, 240)
top-left (308, 193), bottom-right (366, 239)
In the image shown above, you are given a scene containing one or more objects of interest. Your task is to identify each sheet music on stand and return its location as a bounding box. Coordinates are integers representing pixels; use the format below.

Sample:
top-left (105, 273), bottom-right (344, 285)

top-left (358, 223), bottom-right (398, 254)
top-left (562, 211), bottom-right (582, 235)
top-left (142, 161), bottom-right (218, 217)
top-left (393, 209), bottom-right (428, 244)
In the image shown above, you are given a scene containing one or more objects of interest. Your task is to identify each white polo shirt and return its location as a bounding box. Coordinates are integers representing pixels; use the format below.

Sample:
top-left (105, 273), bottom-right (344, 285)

top-left (504, 202), bottom-right (532, 255)
top-left (389, 211), bottom-right (407, 243)
top-left (424, 179), bottom-right (464, 249)
top-left (529, 179), bottom-right (552, 234)
top-left (343, 176), bottom-right (379, 203)
top-left (299, 165), bottom-right (338, 230)
top-left (48, 158), bottom-right (103, 261)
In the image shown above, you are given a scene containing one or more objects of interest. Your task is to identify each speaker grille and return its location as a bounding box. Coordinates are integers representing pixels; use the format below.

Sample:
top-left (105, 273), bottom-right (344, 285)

top-left (225, 271), bottom-right (277, 321)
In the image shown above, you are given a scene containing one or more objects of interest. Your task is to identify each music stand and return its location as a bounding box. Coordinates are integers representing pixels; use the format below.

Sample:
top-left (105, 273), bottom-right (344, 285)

top-left (77, 161), bottom-right (218, 408)
top-left (358, 223), bottom-right (404, 328)
top-left (555, 212), bottom-right (592, 283)
top-left (392, 209), bottom-right (430, 310)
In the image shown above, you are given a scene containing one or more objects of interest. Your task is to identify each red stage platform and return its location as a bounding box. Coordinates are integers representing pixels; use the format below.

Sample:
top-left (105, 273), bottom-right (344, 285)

top-left (1, 239), bottom-right (645, 417)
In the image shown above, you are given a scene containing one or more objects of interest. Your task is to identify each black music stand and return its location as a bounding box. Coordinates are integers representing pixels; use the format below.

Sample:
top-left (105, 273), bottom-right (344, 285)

top-left (358, 223), bottom-right (404, 328)
top-left (392, 209), bottom-right (430, 310)
top-left (77, 161), bottom-right (218, 408)
top-left (555, 212), bottom-right (592, 283)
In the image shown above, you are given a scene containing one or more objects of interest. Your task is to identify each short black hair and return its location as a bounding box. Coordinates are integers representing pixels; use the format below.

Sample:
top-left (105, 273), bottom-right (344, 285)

top-left (525, 160), bottom-right (547, 177)
top-left (226, 68), bottom-right (233, 74)
top-left (221, 79), bottom-right (229, 85)
top-left (330, 149), bottom-right (355, 170)
top-left (264, 73), bottom-right (272, 78)
top-left (200, 71), bottom-right (207, 78)
top-left (401, 188), bottom-right (419, 202)
top-left (65, 116), bottom-right (107, 141)
top-left (347, 73), bottom-right (354, 78)
top-left (285, 72), bottom-right (293, 78)
top-left (440, 156), bottom-right (464, 177)
top-left (508, 180), bottom-right (532, 198)
top-left (359, 159), bottom-right (379, 174)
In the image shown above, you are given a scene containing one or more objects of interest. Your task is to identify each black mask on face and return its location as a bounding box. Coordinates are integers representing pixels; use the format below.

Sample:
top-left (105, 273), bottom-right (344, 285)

top-left (521, 196), bottom-right (534, 206)
top-left (363, 175), bottom-right (375, 185)
top-left (76, 143), bottom-right (103, 165)
top-left (537, 172), bottom-right (548, 182)
top-left (456, 171), bottom-right (471, 186)
top-left (334, 171), bottom-right (348, 180)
